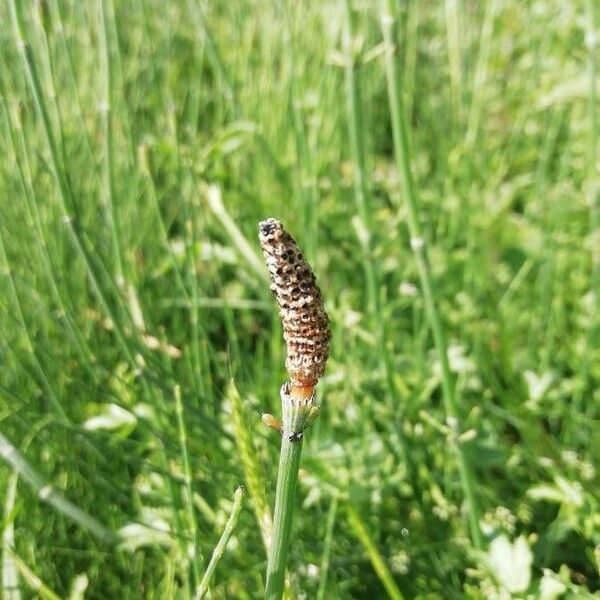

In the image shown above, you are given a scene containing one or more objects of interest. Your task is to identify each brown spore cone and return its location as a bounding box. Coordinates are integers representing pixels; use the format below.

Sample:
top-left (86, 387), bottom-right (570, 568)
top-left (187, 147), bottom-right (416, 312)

top-left (259, 218), bottom-right (331, 388)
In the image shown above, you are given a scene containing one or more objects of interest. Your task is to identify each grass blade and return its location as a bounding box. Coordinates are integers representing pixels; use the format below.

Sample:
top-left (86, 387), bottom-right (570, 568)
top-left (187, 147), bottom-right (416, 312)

top-left (346, 505), bottom-right (404, 600)
top-left (174, 385), bottom-right (202, 588)
top-left (0, 432), bottom-right (117, 544)
top-left (195, 486), bottom-right (244, 599)
top-left (380, 0), bottom-right (483, 550)
top-left (2, 473), bottom-right (21, 600)
top-left (4, 549), bottom-right (60, 600)
top-left (316, 496), bottom-right (338, 600)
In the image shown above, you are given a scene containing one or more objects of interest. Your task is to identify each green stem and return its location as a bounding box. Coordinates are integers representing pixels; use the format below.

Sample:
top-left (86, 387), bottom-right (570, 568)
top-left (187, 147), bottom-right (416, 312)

top-left (573, 0), bottom-right (600, 431)
top-left (174, 386), bottom-right (201, 588)
top-left (98, 0), bottom-right (125, 288)
top-left (265, 435), bottom-right (303, 600)
top-left (0, 432), bottom-right (116, 544)
top-left (464, 0), bottom-right (498, 148)
top-left (343, 0), bottom-right (397, 399)
top-left (316, 496), bottom-right (338, 600)
top-left (346, 505), bottom-right (405, 600)
top-left (444, 0), bottom-right (464, 121)
top-left (265, 383), bottom-right (320, 599)
top-left (195, 487), bottom-right (244, 600)
top-left (380, 0), bottom-right (482, 550)
top-left (586, 0), bottom-right (599, 330)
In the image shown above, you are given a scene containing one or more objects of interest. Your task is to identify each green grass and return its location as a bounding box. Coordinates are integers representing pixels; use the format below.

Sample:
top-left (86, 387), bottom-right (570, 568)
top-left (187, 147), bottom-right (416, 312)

top-left (0, 1), bottom-right (599, 598)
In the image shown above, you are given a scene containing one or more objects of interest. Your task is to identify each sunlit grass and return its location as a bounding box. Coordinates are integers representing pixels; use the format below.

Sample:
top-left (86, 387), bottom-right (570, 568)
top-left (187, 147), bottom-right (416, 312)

top-left (0, 1), bottom-right (598, 598)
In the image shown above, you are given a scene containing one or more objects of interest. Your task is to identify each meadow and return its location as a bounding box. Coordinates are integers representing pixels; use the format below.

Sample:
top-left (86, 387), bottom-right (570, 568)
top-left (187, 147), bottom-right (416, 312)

top-left (0, 0), bottom-right (599, 598)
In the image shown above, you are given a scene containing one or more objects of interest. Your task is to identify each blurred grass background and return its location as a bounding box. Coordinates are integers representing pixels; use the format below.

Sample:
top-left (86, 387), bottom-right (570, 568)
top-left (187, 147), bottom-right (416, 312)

top-left (0, 0), bottom-right (599, 598)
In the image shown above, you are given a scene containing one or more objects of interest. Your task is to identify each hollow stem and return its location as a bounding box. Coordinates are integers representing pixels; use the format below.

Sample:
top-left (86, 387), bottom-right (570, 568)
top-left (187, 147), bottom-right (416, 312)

top-left (265, 384), bottom-right (317, 600)
top-left (265, 434), bottom-right (303, 600)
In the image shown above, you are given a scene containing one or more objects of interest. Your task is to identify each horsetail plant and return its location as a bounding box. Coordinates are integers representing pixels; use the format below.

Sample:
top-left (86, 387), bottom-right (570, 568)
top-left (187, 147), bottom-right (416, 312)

top-left (259, 219), bottom-right (331, 600)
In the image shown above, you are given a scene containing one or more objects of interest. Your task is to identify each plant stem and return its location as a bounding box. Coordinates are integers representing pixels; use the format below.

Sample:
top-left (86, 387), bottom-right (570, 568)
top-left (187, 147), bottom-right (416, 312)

top-left (465, 0), bottom-right (498, 148)
top-left (343, 0), bottom-right (397, 400)
top-left (0, 432), bottom-right (116, 544)
top-left (174, 386), bottom-right (201, 588)
top-left (195, 486), bottom-right (244, 600)
top-left (265, 434), bottom-right (303, 600)
top-left (316, 496), bottom-right (338, 600)
top-left (346, 505), bottom-right (405, 600)
top-left (98, 0), bottom-right (125, 289)
top-left (380, 0), bottom-right (483, 550)
top-left (445, 0), bottom-right (464, 121)
top-left (264, 381), bottom-right (319, 600)
top-left (573, 0), bottom-right (600, 429)
top-left (586, 0), bottom-right (599, 341)
top-left (343, 0), bottom-right (379, 314)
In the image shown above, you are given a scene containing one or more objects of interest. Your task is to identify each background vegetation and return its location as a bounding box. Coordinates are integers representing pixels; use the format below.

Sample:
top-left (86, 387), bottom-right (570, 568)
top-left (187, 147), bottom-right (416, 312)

top-left (0, 0), bottom-right (599, 598)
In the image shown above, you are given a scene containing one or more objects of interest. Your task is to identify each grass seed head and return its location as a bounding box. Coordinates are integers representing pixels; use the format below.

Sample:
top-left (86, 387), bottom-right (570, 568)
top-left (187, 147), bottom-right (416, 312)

top-left (258, 218), bottom-right (331, 388)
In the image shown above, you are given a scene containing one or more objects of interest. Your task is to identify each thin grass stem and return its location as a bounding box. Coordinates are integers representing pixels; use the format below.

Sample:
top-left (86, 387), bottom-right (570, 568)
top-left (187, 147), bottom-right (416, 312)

top-left (380, 0), bottom-right (483, 550)
top-left (174, 386), bottom-right (201, 588)
top-left (0, 230), bottom-right (67, 422)
top-left (0, 432), bottom-right (116, 544)
top-left (573, 0), bottom-right (600, 424)
top-left (586, 0), bottom-right (599, 328)
top-left (8, 0), bottom-right (139, 372)
top-left (316, 496), bottom-right (338, 600)
top-left (343, 0), bottom-right (397, 399)
top-left (195, 486), bottom-right (244, 600)
top-left (346, 505), bottom-right (405, 600)
top-left (4, 549), bottom-right (60, 600)
top-left (2, 473), bottom-right (20, 600)
top-left (445, 0), bottom-right (464, 121)
top-left (98, 0), bottom-right (125, 288)
top-left (464, 0), bottom-right (498, 148)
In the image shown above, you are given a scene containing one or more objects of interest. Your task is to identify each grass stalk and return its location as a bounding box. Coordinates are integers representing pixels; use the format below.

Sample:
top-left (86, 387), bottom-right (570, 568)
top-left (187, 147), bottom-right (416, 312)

top-left (4, 549), bottom-right (60, 600)
top-left (380, 0), bottom-right (483, 550)
top-left (0, 89), bottom-right (97, 375)
top-left (572, 0), bottom-right (600, 425)
top-left (0, 432), bottom-right (116, 544)
top-left (343, 0), bottom-right (397, 399)
top-left (0, 228), bottom-right (67, 423)
top-left (586, 0), bottom-right (599, 325)
top-left (342, 0), bottom-right (379, 317)
top-left (283, 5), bottom-right (318, 261)
top-left (7, 0), bottom-right (140, 372)
top-left (195, 486), bottom-right (244, 600)
top-left (444, 0), bottom-right (464, 121)
top-left (2, 473), bottom-right (20, 600)
top-left (98, 0), bottom-right (125, 289)
top-left (464, 0), bottom-right (498, 148)
top-left (174, 386), bottom-right (201, 588)
top-left (403, 2), bottom-right (420, 122)
top-left (316, 496), bottom-right (338, 600)
top-left (346, 505), bottom-right (405, 600)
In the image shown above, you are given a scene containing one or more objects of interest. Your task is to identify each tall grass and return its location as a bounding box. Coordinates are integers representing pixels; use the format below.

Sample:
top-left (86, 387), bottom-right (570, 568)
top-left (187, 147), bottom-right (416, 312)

top-left (0, 1), bottom-right (598, 598)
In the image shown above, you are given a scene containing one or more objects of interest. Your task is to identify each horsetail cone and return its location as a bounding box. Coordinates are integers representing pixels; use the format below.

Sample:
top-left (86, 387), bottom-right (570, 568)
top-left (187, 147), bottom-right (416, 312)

top-left (258, 219), bottom-right (331, 391)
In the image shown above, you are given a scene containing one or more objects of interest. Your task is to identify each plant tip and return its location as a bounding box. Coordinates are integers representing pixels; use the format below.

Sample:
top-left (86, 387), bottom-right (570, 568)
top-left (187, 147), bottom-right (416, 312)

top-left (258, 218), bottom-right (331, 388)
